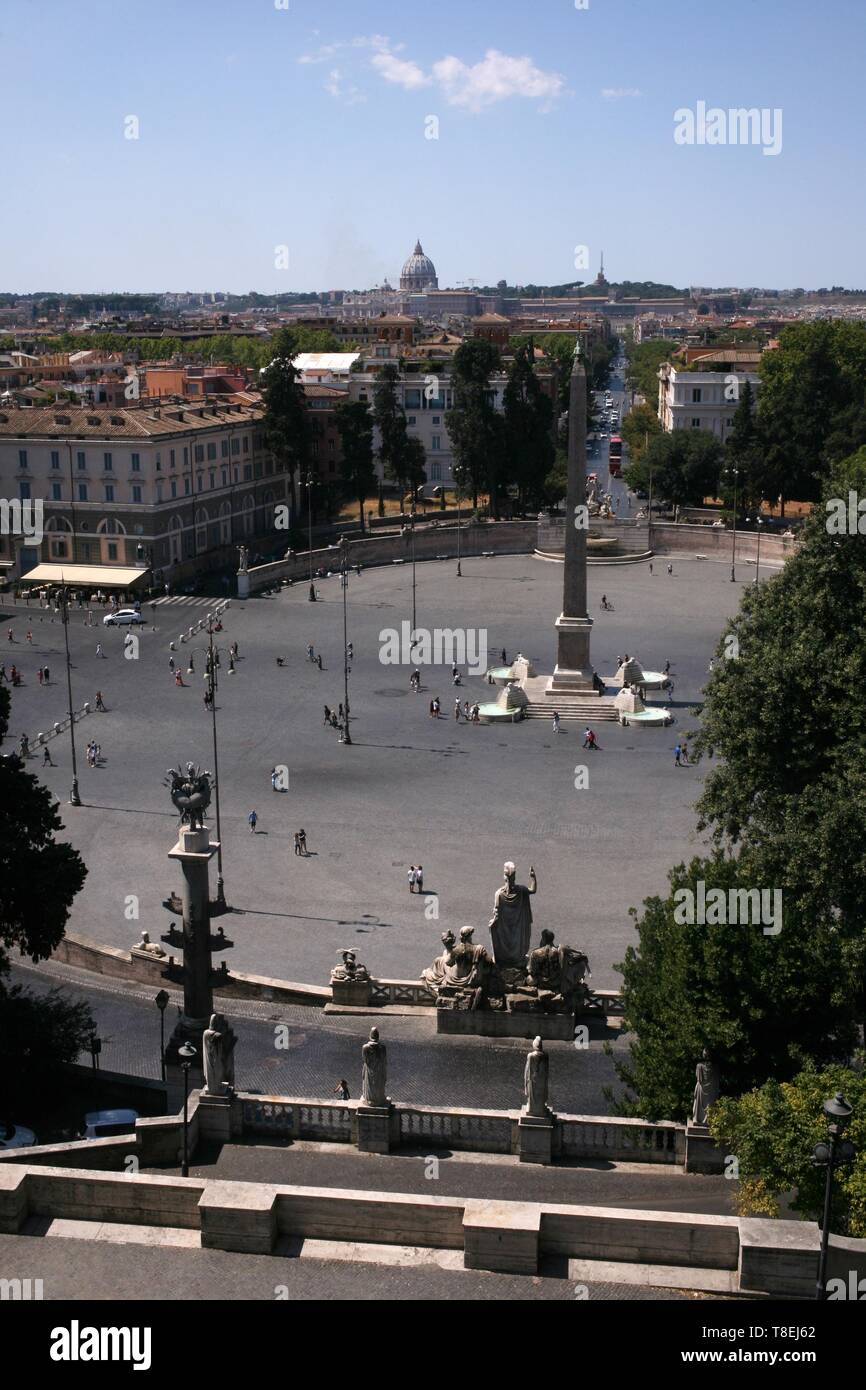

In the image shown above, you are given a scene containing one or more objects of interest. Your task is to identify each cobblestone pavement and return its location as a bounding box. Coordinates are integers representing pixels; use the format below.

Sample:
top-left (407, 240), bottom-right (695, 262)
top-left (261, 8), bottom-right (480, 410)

top-left (12, 960), bottom-right (627, 1113)
top-left (0, 1232), bottom-right (700, 1300)
top-left (2, 556), bottom-right (744, 990)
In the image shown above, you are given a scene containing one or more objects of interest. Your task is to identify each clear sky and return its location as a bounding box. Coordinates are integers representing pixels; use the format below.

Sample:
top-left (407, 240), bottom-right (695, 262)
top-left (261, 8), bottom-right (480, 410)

top-left (2, 0), bottom-right (864, 293)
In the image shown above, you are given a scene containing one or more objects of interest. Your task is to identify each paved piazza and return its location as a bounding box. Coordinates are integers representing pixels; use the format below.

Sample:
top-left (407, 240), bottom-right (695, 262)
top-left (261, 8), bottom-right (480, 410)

top-left (4, 552), bottom-right (758, 991)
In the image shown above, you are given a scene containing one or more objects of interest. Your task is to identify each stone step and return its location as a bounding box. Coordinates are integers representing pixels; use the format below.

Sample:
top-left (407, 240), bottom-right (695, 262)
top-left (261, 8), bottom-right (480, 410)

top-left (524, 702), bottom-right (621, 722)
top-left (567, 1257), bottom-right (742, 1296)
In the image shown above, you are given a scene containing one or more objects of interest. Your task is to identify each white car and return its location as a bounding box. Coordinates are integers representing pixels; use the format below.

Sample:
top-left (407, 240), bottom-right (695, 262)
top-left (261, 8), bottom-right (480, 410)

top-left (103, 608), bottom-right (145, 627)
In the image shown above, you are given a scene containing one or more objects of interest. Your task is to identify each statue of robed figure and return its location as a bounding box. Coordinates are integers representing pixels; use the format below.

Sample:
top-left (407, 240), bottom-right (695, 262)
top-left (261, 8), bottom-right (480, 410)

top-left (489, 861), bottom-right (537, 967)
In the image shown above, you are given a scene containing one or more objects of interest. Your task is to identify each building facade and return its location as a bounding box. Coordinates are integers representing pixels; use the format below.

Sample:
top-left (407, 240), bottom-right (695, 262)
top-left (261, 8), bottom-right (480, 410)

top-left (657, 365), bottom-right (761, 438)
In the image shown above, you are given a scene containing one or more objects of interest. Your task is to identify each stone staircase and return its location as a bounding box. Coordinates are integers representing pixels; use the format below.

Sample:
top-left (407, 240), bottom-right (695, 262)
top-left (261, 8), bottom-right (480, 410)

top-left (522, 696), bottom-right (620, 722)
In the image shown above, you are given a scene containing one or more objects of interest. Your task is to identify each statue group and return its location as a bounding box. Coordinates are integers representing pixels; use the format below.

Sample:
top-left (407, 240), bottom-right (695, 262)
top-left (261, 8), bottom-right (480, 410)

top-left (421, 862), bottom-right (591, 1018)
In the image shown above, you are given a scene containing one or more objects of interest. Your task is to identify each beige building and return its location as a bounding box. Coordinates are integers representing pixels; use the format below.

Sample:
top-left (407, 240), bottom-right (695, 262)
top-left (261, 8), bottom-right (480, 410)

top-left (0, 400), bottom-right (287, 583)
top-left (657, 364), bottom-right (761, 439)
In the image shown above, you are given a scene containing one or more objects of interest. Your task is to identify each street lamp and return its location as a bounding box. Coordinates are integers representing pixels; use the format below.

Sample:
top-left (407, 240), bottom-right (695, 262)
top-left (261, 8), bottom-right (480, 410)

top-left (188, 623), bottom-right (227, 906)
top-left (724, 465), bottom-right (739, 582)
top-left (154, 990), bottom-right (169, 1082)
top-left (454, 466), bottom-right (464, 577)
top-left (59, 580), bottom-right (81, 806)
top-left (813, 1092), bottom-right (855, 1300)
top-left (179, 1041), bottom-right (196, 1176)
top-left (749, 514), bottom-right (765, 585)
top-left (339, 535), bottom-right (353, 745)
top-left (410, 503), bottom-right (417, 648)
top-left (306, 471), bottom-right (316, 601)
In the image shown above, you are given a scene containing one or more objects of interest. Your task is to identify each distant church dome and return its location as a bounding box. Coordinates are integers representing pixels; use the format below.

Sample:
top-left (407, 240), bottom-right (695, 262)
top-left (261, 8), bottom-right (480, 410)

top-left (400, 239), bottom-right (438, 292)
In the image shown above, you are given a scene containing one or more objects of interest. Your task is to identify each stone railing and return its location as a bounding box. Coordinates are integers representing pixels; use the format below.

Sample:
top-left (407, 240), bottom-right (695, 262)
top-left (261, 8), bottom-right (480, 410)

top-left (369, 979), bottom-right (435, 1007)
top-left (398, 1105), bottom-right (514, 1153)
top-left (557, 1115), bottom-right (683, 1165)
top-left (241, 1096), bottom-right (353, 1143)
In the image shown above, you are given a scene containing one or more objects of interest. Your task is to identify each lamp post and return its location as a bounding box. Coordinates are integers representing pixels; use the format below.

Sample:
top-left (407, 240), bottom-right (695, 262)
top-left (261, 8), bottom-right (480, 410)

top-left (454, 466), bottom-right (464, 577)
top-left (646, 453), bottom-right (654, 554)
top-left (59, 579), bottom-right (81, 806)
top-left (724, 465), bottom-right (739, 582)
top-left (306, 471), bottom-right (316, 601)
top-left (89, 1033), bottom-right (101, 1071)
top-left (750, 514), bottom-right (764, 586)
top-left (187, 623), bottom-right (227, 906)
top-left (179, 1041), bottom-right (196, 1176)
top-left (155, 989), bottom-right (169, 1082)
top-left (813, 1092), bottom-right (855, 1300)
top-left (410, 503), bottom-right (417, 649)
top-left (338, 535), bottom-right (353, 744)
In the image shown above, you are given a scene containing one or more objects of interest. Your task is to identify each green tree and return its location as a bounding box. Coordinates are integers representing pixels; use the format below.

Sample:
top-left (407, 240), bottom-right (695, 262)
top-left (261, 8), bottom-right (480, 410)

top-left (335, 400), bottom-right (376, 531)
top-left (625, 339), bottom-right (678, 402)
top-left (502, 344), bottom-right (555, 511)
top-left (373, 364), bottom-right (414, 498)
top-left (720, 380), bottom-right (764, 516)
top-left (446, 339), bottom-right (504, 515)
top-left (260, 328), bottom-right (310, 520)
top-left (711, 1062), bottom-right (866, 1238)
top-left (621, 402), bottom-right (662, 464)
top-left (627, 429), bottom-right (722, 508)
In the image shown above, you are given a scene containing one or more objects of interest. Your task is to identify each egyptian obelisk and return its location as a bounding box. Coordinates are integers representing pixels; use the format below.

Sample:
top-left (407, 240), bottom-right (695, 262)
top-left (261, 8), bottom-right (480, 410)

top-left (547, 344), bottom-right (596, 692)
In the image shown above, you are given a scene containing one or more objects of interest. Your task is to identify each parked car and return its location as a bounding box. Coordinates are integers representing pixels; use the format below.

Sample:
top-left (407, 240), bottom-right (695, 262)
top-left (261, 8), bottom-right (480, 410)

top-left (82, 1109), bottom-right (139, 1139)
top-left (103, 609), bottom-right (145, 627)
top-left (0, 1122), bottom-right (37, 1149)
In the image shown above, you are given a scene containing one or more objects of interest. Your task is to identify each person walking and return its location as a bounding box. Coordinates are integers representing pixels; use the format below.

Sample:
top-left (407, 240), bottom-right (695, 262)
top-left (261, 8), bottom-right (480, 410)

top-left (0, 664), bottom-right (6, 683)
top-left (248, 809), bottom-right (258, 834)
top-left (43, 745), bottom-right (54, 766)
top-left (270, 767), bottom-right (279, 792)
top-left (415, 865), bottom-right (424, 894)
top-left (648, 562), bottom-right (653, 576)
top-left (333, 1079), bottom-right (350, 1101)
top-left (228, 654), bottom-right (235, 674)
top-left (582, 727), bottom-right (593, 749)
top-left (680, 741), bottom-right (690, 766)
top-left (463, 700), bottom-right (471, 720)
top-left (26, 629), bottom-right (32, 644)
top-left (316, 653), bottom-right (323, 670)
top-left (96, 642), bottom-right (105, 658)
top-left (293, 831), bottom-right (302, 856)
top-left (230, 642), bottom-right (239, 660)
top-left (454, 698), bottom-right (461, 720)
top-left (94, 743), bottom-right (102, 765)
top-left (7, 627), bottom-right (15, 642)
top-left (37, 667), bottom-right (43, 686)
top-left (408, 865), bottom-right (417, 893)
top-left (307, 643), bottom-right (315, 663)
top-left (674, 743), bottom-right (682, 766)
top-left (175, 670), bottom-right (184, 686)
top-left (552, 712), bottom-right (561, 734)
top-left (95, 690), bottom-right (106, 711)
top-left (667, 563), bottom-right (673, 576)
top-left (667, 681), bottom-right (675, 704)
top-left (297, 828), bottom-right (307, 856)
top-left (323, 704), bottom-right (331, 725)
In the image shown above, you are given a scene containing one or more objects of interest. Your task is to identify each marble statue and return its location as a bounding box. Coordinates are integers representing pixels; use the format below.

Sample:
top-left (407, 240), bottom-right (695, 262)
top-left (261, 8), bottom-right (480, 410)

top-left (330, 949), bottom-right (370, 984)
top-left (489, 861), bottom-right (537, 967)
top-left (690, 1050), bottom-right (719, 1127)
top-left (237, 545), bottom-right (249, 574)
top-left (133, 930), bottom-right (166, 958)
top-left (202, 1012), bottom-right (237, 1096)
top-left (421, 930), bottom-right (456, 995)
top-left (361, 1026), bottom-right (388, 1107)
top-left (527, 929), bottom-right (589, 1008)
top-left (523, 1036), bottom-right (550, 1117)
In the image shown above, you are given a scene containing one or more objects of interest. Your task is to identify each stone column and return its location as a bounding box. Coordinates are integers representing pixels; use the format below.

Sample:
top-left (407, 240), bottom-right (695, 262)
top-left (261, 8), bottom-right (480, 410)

top-left (164, 825), bottom-right (219, 1090)
top-left (548, 349), bottom-right (596, 693)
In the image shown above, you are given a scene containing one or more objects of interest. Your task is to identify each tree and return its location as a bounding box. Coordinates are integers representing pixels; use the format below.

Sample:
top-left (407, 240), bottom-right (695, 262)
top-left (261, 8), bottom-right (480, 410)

top-left (335, 400), bottom-right (376, 530)
top-left (502, 344), bottom-right (555, 511)
top-left (373, 364), bottom-right (412, 496)
top-left (446, 339), bottom-right (504, 515)
top-left (720, 379), bottom-right (765, 516)
top-left (613, 449), bottom-right (866, 1120)
top-left (628, 429), bottom-right (723, 508)
top-left (625, 339), bottom-right (678, 403)
top-left (1, 982), bottom-right (96, 1123)
top-left (711, 1062), bottom-right (866, 1238)
top-left (260, 328), bottom-right (311, 520)
top-left (621, 402), bottom-right (662, 464)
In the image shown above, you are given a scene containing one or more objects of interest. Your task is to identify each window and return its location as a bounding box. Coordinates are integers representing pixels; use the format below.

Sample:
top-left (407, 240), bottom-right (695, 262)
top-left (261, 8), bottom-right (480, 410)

top-left (231, 437), bottom-right (240, 455)
top-left (431, 435), bottom-right (441, 451)
top-left (209, 471), bottom-right (215, 489)
top-left (195, 445), bottom-right (204, 463)
top-left (243, 464), bottom-right (252, 481)
top-left (81, 543), bottom-right (91, 561)
top-left (77, 451), bottom-right (86, 469)
top-left (131, 453), bottom-right (141, 471)
top-left (50, 538), bottom-right (68, 558)
top-left (221, 439), bottom-right (228, 457)
top-left (51, 482), bottom-right (62, 500)
top-left (18, 449), bottom-right (27, 468)
top-left (171, 479), bottom-right (177, 499)
top-left (105, 484), bottom-right (115, 502)
top-left (170, 449), bottom-right (176, 468)
top-left (233, 467), bottom-right (238, 483)
top-left (207, 442), bottom-right (217, 461)
top-left (107, 542), bottom-right (118, 561)
top-left (103, 452), bottom-right (113, 470)
top-left (430, 461), bottom-right (441, 482)
top-left (691, 418), bottom-right (701, 428)
top-left (184, 478), bottom-right (190, 495)
top-left (404, 389), bottom-right (422, 409)
top-left (691, 388), bottom-right (702, 403)
top-left (432, 416), bottom-right (441, 425)
top-left (19, 480), bottom-right (31, 500)
top-left (183, 447), bottom-right (189, 466)
top-left (51, 450), bottom-right (60, 469)
top-left (79, 483), bottom-right (88, 502)
top-left (132, 485), bottom-right (142, 503)
top-left (221, 468), bottom-right (227, 487)
top-left (242, 436), bottom-right (249, 453)
top-left (197, 474), bottom-right (203, 492)
top-left (407, 416), bottom-right (417, 425)
top-left (156, 452), bottom-right (161, 471)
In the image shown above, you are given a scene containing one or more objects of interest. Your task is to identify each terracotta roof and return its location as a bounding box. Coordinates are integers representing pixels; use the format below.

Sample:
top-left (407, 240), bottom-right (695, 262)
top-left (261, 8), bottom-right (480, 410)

top-left (0, 402), bottom-right (263, 438)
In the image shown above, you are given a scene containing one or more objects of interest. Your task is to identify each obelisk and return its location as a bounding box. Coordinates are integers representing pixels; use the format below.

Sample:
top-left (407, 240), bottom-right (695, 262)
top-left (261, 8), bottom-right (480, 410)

top-left (547, 344), bottom-right (596, 692)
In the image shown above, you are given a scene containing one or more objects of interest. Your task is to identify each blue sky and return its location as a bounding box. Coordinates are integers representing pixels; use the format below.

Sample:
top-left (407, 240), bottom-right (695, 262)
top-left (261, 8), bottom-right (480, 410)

top-left (2, 0), bottom-right (864, 293)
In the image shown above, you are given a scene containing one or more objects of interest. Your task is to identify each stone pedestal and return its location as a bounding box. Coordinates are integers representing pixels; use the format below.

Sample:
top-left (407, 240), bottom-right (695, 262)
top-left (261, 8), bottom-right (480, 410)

top-left (547, 615), bottom-right (596, 693)
top-left (236, 572), bottom-right (250, 600)
top-left (436, 1008), bottom-right (575, 1041)
top-left (463, 1201), bottom-right (540, 1274)
top-left (197, 1091), bottom-right (236, 1144)
top-left (164, 825), bottom-right (219, 1091)
top-left (685, 1123), bottom-right (727, 1174)
top-left (330, 976), bottom-right (372, 1007)
top-left (356, 1103), bottom-right (398, 1154)
top-left (517, 1109), bottom-right (554, 1164)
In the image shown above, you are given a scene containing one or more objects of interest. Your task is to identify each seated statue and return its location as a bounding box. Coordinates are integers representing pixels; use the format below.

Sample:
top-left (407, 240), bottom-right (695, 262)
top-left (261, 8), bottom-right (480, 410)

top-left (437, 926), bottom-right (492, 1010)
top-left (133, 930), bottom-right (166, 959)
top-left (330, 949), bottom-right (370, 984)
top-left (527, 929), bottom-right (590, 1012)
top-left (421, 930), bottom-right (456, 996)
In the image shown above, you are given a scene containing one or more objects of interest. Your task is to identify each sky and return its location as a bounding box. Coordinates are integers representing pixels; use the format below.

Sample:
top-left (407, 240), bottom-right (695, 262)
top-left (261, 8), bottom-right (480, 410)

top-left (2, 0), bottom-right (865, 294)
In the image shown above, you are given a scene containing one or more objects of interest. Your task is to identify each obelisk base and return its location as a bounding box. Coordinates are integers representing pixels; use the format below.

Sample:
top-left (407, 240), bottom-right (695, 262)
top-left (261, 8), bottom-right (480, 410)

top-left (547, 615), bottom-right (596, 692)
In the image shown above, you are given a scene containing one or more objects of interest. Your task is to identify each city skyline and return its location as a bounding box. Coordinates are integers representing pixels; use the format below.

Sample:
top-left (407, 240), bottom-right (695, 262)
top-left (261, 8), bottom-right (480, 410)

top-left (2, 0), bottom-right (864, 293)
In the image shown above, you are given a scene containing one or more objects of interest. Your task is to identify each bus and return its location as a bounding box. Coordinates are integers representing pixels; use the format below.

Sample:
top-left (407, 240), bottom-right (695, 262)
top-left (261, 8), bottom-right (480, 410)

top-left (608, 436), bottom-right (623, 477)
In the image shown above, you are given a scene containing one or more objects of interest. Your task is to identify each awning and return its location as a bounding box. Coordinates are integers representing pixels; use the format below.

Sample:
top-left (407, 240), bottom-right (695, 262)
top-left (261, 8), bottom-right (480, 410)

top-left (19, 564), bottom-right (150, 588)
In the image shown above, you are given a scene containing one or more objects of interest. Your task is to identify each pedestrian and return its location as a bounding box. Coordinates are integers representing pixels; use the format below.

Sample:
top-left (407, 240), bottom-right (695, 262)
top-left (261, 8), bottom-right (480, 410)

top-left (674, 743), bottom-right (682, 766)
top-left (663, 660), bottom-right (671, 675)
top-left (471, 702), bottom-right (480, 723)
top-left (248, 809), bottom-right (258, 834)
top-left (500, 648), bottom-right (507, 664)
top-left (316, 653), bottom-right (323, 670)
top-left (452, 670), bottom-right (462, 686)
top-left (95, 690), bottom-right (106, 711)
top-left (307, 643), bottom-right (314, 663)
top-left (230, 642), bottom-right (239, 659)
top-left (270, 767), bottom-right (279, 792)
top-left (298, 828), bottom-right (307, 856)
top-left (433, 697), bottom-right (440, 716)
top-left (94, 743), bottom-right (102, 765)
top-left (18, 734), bottom-right (28, 759)
top-left (10, 665), bottom-right (19, 686)
top-left (7, 627), bottom-right (14, 642)
top-left (330, 712), bottom-right (339, 729)
top-left (43, 745), bottom-right (53, 766)
top-left (681, 741), bottom-right (690, 766)
top-left (169, 656), bottom-right (175, 671)
top-left (0, 664), bottom-right (6, 683)
top-left (648, 562), bottom-right (653, 576)
top-left (333, 1079), bottom-right (350, 1101)
top-left (454, 698), bottom-right (461, 720)
top-left (96, 642), bottom-right (105, 658)
top-left (323, 704), bottom-right (331, 725)
top-left (463, 700), bottom-right (470, 720)
top-left (37, 668), bottom-right (43, 686)
top-left (408, 865), bottom-right (417, 893)
top-left (416, 865), bottom-right (424, 894)
top-left (228, 655), bottom-right (235, 674)
top-left (667, 563), bottom-right (673, 576)
top-left (175, 670), bottom-right (184, 686)
top-left (338, 703), bottom-right (344, 722)
top-left (553, 712), bottom-right (560, 734)
top-left (667, 681), bottom-right (675, 703)
top-left (451, 661), bottom-right (458, 678)
top-left (26, 629), bottom-right (32, 643)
